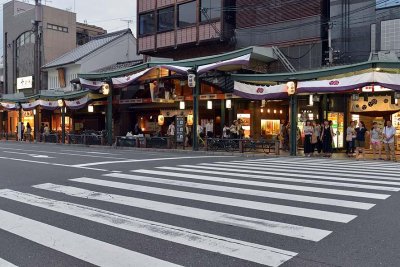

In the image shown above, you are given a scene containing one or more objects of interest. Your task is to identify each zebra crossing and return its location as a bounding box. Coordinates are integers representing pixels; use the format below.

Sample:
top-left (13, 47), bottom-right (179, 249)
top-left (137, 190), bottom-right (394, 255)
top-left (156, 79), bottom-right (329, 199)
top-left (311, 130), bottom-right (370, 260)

top-left (0, 157), bottom-right (399, 266)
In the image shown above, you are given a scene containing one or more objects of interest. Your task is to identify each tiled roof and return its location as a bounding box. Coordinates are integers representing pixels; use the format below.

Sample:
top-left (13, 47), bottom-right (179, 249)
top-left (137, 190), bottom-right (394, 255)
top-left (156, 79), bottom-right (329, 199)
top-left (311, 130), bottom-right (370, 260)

top-left (91, 60), bottom-right (144, 74)
top-left (42, 29), bottom-right (131, 69)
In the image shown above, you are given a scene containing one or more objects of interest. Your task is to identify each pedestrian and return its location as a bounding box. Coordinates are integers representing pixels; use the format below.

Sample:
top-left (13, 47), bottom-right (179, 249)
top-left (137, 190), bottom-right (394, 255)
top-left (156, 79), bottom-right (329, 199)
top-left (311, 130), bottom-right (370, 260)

top-left (303, 120), bottom-right (314, 157)
top-left (370, 122), bottom-right (383, 160)
top-left (346, 121), bottom-right (356, 157)
top-left (134, 122), bottom-right (142, 135)
top-left (281, 121), bottom-right (289, 151)
top-left (383, 120), bottom-right (396, 162)
top-left (26, 122), bottom-right (32, 142)
top-left (185, 122), bottom-right (191, 147)
top-left (313, 121), bottom-right (322, 155)
top-left (321, 120), bottom-right (334, 157)
top-left (222, 124), bottom-right (230, 139)
top-left (205, 120), bottom-right (213, 138)
top-left (230, 121), bottom-right (238, 139)
top-left (20, 123), bottom-right (25, 141)
top-left (167, 121), bottom-right (175, 137)
top-left (355, 121), bottom-right (369, 161)
top-left (237, 119), bottom-right (244, 139)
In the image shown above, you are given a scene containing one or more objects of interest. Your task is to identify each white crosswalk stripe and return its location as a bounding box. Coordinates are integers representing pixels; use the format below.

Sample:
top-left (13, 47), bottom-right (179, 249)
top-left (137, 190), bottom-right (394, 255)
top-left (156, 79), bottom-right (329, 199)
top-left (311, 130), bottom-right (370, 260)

top-left (0, 189), bottom-right (295, 266)
top-left (174, 165), bottom-right (400, 191)
top-left (0, 209), bottom-right (180, 267)
top-left (107, 172), bottom-right (375, 210)
top-left (0, 156), bottom-right (398, 267)
top-left (197, 163), bottom-right (400, 185)
top-left (153, 168), bottom-right (390, 199)
top-left (68, 177), bottom-right (356, 223)
top-left (0, 258), bottom-right (17, 267)
top-left (216, 161), bottom-right (400, 180)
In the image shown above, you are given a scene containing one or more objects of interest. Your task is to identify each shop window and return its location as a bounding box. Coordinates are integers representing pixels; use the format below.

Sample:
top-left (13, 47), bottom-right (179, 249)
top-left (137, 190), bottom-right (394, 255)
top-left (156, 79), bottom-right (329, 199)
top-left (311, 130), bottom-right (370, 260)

top-left (139, 12), bottom-right (155, 35)
top-left (178, 1), bottom-right (196, 27)
top-left (200, 0), bottom-right (221, 22)
top-left (158, 7), bottom-right (174, 32)
top-left (47, 23), bottom-right (68, 33)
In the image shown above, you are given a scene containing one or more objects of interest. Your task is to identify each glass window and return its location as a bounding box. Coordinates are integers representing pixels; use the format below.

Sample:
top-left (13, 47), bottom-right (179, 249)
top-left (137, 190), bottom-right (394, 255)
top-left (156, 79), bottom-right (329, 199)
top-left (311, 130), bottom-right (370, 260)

top-left (201, 0), bottom-right (221, 22)
top-left (178, 1), bottom-right (196, 27)
top-left (158, 7), bottom-right (174, 32)
top-left (139, 12), bottom-right (155, 35)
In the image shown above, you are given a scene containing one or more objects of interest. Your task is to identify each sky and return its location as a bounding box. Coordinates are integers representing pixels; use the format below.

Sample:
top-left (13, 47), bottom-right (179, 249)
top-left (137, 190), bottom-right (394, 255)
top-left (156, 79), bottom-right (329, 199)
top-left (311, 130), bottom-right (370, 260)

top-left (0, 0), bottom-right (137, 57)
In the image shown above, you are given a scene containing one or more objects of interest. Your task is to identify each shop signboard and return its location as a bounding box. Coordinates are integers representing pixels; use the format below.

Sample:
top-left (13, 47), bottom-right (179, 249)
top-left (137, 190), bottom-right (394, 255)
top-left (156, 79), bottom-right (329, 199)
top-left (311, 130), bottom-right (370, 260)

top-left (17, 76), bottom-right (33, 90)
top-left (176, 116), bottom-right (185, 143)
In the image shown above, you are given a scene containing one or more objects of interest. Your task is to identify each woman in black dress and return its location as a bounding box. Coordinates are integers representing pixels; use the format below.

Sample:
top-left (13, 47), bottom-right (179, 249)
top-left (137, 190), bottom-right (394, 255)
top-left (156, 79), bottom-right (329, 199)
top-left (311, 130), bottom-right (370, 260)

top-left (321, 120), bottom-right (334, 157)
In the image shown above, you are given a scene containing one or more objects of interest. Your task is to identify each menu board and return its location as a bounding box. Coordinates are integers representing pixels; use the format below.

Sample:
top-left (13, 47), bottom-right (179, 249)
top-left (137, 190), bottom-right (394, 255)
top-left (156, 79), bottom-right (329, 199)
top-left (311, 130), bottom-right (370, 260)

top-left (176, 116), bottom-right (185, 143)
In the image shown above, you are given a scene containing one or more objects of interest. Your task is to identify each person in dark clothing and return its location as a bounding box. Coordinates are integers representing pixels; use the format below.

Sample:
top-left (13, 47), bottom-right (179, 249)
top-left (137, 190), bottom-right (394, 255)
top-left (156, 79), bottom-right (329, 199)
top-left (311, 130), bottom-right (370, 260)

top-left (321, 120), bottom-right (334, 157)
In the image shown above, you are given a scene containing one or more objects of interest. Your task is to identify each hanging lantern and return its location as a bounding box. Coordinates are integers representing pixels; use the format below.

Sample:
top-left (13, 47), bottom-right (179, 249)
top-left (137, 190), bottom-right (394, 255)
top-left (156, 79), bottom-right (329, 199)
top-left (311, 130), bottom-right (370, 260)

top-left (179, 101), bottom-right (185, 110)
top-left (226, 99), bottom-right (232, 109)
top-left (187, 114), bottom-right (194, 126)
top-left (286, 81), bottom-right (296, 95)
top-left (57, 99), bottom-right (64, 107)
top-left (158, 115), bottom-right (165, 126)
top-left (207, 100), bottom-right (213, 110)
top-left (309, 94), bottom-right (314, 106)
top-left (102, 83), bottom-right (110, 95)
top-left (88, 105), bottom-right (94, 113)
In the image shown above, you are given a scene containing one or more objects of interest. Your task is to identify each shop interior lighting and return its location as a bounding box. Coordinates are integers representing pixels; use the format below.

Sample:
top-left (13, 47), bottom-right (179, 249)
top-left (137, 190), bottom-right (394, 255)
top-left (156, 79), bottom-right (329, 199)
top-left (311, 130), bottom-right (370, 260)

top-left (267, 109), bottom-right (271, 113)
top-left (179, 101), bottom-right (185, 110)
top-left (280, 110), bottom-right (283, 114)
top-left (260, 108), bottom-right (264, 113)
top-left (261, 100), bottom-right (266, 108)
top-left (88, 105), bottom-right (94, 113)
top-left (226, 99), bottom-right (232, 109)
top-left (396, 99), bottom-right (398, 105)
top-left (207, 100), bottom-right (213, 110)
top-left (33, 109), bottom-right (36, 115)
top-left (273, 109), bottom-right (277, 114)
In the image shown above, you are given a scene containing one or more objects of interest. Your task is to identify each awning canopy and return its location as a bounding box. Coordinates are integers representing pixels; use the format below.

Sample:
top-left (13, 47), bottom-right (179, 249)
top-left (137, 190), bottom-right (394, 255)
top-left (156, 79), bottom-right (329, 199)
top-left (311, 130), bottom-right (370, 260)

top-left (297, 71), bottom-right (400, 93)
top-left (234, 81), bottom-right (288, 100)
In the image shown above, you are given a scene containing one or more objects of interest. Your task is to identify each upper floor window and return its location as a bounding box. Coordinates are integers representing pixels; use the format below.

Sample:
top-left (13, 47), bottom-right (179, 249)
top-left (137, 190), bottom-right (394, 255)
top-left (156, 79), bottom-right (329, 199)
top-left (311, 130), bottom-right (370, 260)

top-left (201, 0), bottom-right (221, 22)
top-left (178, 1), bottom-right (196, 27)
top-left (16, 31), bottom-right (35, 48)
top-left (47, 23), bottom-right (68, 33)
top-left (158, 7), bottom-right (174, 32)
top-left (139, 12), bottom-right (155, 35)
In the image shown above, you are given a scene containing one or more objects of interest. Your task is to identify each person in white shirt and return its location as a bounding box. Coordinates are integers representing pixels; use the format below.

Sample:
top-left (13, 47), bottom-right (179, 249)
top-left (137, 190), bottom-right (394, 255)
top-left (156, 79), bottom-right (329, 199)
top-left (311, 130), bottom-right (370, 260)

top-left (222, 124), bottom-right (230, 139)
top-left (205, 120), bottom-right (213, 138)
top-left (167, 121), bottom-right (175, 136)
top-left (383, 120), bottom-right (396, 162)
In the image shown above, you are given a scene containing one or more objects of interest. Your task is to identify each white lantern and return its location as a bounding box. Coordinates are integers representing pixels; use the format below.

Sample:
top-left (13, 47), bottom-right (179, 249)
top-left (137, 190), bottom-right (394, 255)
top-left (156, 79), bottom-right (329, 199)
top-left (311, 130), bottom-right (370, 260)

top-left (102, 83), bottom-right (110, 95)
top-left (207, 100), bottom-right (212, 110)
top-left (179, 101), bottom-right (185, 110)
top-left (58, 99), bottom-right (64, 107)
top-left (286, 81), bottom-right (296, 95)
top-left (226, 99), bottom-right (232, 109)
top-left (88, 105), bottom-right (94, 113)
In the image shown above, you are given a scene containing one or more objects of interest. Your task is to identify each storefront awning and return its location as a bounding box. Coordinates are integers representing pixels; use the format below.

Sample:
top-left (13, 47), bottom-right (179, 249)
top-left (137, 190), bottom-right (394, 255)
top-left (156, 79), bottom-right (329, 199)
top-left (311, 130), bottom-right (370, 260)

top-left (233, 81), bottom-right (288, 100)
top-left (197, 54), bottom-right (251, 74)
top-left (297, 71), bottom-right (400, 93)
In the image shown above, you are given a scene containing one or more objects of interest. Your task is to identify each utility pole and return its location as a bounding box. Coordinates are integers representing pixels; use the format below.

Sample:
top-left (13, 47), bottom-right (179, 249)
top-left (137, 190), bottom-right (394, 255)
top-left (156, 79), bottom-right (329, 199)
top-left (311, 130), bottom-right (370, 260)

top-left (34, 0), bottom-right (42, 141)
top-left (121, 19), bottom-right (133, 59)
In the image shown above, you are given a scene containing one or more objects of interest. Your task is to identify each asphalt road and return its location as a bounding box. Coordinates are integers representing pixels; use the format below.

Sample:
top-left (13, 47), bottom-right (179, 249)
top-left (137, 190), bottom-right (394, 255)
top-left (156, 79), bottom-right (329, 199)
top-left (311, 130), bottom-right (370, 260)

top-left (0, 141), bottom-right (399, 267)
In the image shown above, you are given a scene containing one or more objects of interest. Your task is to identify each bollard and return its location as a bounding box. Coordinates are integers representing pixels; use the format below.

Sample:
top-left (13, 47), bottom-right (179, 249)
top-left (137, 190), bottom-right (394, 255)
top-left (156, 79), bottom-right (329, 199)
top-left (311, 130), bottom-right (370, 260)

top-left (239, 139), bottom-right (244, 153)
top-left (275, 141), bottom-right (280, 155)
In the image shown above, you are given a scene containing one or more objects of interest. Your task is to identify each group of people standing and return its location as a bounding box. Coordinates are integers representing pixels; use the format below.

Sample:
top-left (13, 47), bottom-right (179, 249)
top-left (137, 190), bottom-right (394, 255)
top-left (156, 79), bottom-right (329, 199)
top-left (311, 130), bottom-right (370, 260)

top-left (223, 119), bottom-right (245, 139)
top-left (346, 120), bottom-right (397, 161)
top-left (302, 120), bottom-right (335, 157)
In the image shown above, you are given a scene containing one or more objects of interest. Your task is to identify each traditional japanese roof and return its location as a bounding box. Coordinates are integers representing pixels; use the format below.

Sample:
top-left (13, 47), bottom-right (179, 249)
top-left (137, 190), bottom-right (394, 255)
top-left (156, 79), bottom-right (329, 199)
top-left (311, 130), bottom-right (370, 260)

top-left (42, 29), bottom-right (132, 69)
top-left (79, 46), bottom-right (277, 80)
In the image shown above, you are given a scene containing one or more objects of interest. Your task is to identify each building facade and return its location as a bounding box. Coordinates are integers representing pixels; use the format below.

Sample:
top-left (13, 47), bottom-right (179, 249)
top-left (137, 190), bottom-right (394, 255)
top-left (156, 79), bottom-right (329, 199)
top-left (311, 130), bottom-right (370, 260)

top-left (76, 22), bottom-right (107, 46)
top-left (137, 0), bottom-right (236, 59)
top-left (3, 0), bottom-right (77, 95)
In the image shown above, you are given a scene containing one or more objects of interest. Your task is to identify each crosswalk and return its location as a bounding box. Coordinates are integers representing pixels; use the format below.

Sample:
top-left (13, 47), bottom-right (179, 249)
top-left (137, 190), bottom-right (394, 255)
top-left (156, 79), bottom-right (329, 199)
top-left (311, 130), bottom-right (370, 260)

top-left (0, 157), bottom-right (399, 266)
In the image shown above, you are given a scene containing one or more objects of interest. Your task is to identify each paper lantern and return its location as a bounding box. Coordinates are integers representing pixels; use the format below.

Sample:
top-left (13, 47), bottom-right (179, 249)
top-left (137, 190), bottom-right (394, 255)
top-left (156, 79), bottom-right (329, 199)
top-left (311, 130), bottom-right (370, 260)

top-left (207, 100), bottom-right (212, 110)
top-left (187, 114), bottom-right (194, 126)
top-left (179, 101), bottom-right (185, 110)
top-left (226, 99), bottom-right (232, 109)
top-left (158, 115), bottom-right (165, 126)
top-left (58, 99), bottom-right (64, 107)
top-left (88, 105), bottom-right (94, 113)
top-left (102, 83), bottom-right (110, 95)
